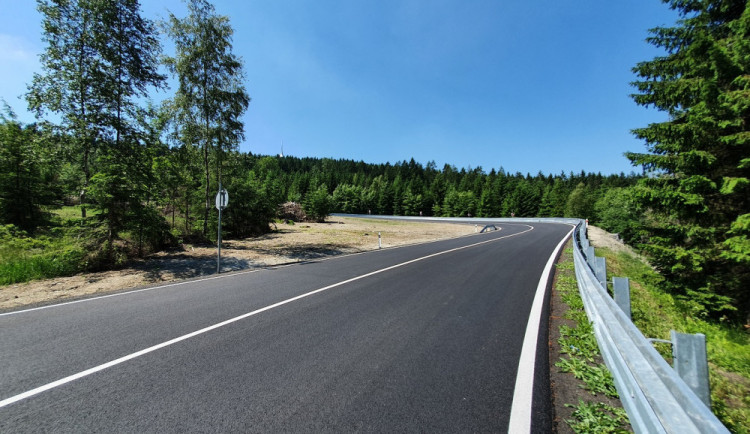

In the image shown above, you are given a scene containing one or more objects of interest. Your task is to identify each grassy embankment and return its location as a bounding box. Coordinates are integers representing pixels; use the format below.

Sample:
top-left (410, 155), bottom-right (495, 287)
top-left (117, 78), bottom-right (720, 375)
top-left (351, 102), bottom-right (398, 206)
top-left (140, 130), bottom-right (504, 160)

top-left (596, 247), bottom-right (750, 433)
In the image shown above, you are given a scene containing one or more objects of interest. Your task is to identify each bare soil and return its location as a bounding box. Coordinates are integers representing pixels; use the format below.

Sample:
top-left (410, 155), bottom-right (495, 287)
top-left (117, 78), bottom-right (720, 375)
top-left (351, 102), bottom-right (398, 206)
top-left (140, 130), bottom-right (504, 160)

top-left (587, 225), bottom-right (639, 256)
top-left (0, 217), bottom-right (473, 311)
top-left (548, 264), bottom-right (579, 433)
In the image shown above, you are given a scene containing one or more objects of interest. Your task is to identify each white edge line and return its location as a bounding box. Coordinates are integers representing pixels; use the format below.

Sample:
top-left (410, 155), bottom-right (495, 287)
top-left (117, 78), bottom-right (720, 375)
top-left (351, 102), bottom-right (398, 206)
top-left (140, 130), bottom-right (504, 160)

top-left (507, 225), bottom-right (574, 433)
top-left (0, 225), bottom-right (535, 409)
top-left (0, 269), bottom-right (260, 317)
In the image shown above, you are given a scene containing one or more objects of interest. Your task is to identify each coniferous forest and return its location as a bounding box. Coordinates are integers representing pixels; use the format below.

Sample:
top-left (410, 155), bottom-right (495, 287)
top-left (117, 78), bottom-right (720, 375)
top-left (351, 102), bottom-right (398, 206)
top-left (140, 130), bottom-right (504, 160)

top-left (0, 0), bottom-right (748, 323)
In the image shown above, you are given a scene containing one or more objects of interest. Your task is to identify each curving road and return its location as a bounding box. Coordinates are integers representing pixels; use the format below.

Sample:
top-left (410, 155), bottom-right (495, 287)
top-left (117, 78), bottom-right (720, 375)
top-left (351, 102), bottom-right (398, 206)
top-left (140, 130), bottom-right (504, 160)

top-left (0, 221), bottom-right (572, 432)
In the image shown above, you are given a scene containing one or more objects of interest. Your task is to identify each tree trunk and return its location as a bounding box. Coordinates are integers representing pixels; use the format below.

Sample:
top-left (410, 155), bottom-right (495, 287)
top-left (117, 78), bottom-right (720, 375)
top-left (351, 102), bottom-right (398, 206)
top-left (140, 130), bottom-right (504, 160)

top-left (81, 140), bottom-right (89, 219)
top-left (203, 140), bottom-right (210, 236)
top-left (202, 68), bottom-right (210, 237)
top-left (185, 190), bottom-right (190, 233)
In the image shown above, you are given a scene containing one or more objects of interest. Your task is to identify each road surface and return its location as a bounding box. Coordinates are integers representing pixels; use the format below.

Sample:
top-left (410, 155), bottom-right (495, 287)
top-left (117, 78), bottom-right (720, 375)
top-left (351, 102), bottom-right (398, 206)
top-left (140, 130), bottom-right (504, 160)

top-left (0, 221), bottom-right (572, 432)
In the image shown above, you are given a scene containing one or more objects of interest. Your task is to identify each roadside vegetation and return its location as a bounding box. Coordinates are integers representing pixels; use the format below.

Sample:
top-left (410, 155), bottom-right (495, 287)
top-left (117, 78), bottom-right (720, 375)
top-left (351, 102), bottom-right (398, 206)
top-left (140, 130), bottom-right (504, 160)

top-left (597, 246), bottom-right (750, 433)
top-left (0, 222), bottom-right (85, 286)
top-left (555, 230), bottom-right (749, 433)
top-left (553, 244), bottom-right (631, 433)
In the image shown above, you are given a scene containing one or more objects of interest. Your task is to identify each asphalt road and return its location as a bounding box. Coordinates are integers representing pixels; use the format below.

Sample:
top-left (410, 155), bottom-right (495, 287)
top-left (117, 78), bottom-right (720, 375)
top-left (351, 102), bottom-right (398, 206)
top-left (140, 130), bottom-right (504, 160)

top-left (0, 221), bottom-right (572, 433)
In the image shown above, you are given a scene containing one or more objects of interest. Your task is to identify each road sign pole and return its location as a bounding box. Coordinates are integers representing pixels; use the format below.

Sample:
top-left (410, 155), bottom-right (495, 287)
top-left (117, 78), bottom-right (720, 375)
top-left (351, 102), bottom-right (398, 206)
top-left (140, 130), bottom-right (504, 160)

top-left (217, 182), bottom-right (222, 274)
top-left (214, 185), bottom-right (229, 274)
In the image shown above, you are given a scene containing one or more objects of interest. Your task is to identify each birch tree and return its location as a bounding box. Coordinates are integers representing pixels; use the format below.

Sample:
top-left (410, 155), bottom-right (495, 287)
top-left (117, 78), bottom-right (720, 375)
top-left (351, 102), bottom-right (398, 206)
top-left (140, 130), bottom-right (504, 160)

top-left (164, 0), bottom-right (250, 237)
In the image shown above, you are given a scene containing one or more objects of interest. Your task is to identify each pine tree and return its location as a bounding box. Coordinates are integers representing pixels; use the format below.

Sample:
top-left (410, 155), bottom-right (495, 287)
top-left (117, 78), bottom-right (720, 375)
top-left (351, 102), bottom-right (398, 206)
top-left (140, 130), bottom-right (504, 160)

top-left (627, 0), bottom-right (750, 319)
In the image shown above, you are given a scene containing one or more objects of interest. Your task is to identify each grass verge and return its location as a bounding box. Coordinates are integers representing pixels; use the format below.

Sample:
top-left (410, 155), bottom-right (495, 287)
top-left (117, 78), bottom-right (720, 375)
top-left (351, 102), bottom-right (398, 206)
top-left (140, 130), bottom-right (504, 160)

top-left (596, 247), bottom-right (750, 433)
top-left (553, 244), bottom-right (631, 433)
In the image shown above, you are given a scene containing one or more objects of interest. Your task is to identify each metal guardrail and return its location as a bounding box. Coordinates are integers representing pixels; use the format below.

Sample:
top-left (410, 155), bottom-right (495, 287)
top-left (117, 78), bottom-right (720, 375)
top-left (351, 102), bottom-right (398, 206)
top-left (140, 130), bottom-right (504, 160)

top-left (337, 214), bottom-right (729, 431)
top-left (572, 222), bottom-right (729, 433)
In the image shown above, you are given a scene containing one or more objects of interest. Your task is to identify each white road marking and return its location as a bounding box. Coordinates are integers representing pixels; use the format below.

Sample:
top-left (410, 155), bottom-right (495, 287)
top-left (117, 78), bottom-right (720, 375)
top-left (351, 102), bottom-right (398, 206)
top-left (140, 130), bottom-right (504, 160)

top-left (0, 269), bottom-right (262, 317)
top-left (507, 226), bottom-right (574, 433)
top-left (0, 225), bottom-right (533, 409)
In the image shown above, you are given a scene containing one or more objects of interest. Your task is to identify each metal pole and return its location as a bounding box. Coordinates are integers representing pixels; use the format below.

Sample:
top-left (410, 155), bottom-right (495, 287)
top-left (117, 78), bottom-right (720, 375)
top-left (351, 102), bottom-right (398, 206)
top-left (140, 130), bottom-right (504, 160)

top-left (671, 331), bottom-right (712, 407)
top-left (613, 277), bottom-right (631, 319)
top-left (217, 182), bottom-right (222, 274)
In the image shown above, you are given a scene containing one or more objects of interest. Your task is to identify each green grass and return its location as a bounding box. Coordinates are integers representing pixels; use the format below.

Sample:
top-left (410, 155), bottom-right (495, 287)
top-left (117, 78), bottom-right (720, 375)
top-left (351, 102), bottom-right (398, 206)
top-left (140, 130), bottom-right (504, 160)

top-left (554, 246), bottom-right (631, 433)
top-left (565, 400), bottom-right (630, 434)
top-left (0, 223), bottom-right (87, 285)
top-left (0, 206), bottom-right (100, 285)
top-left (597, 247), bottom-right (750, 433)
top-left (49, 205), bottom-right (101, 221)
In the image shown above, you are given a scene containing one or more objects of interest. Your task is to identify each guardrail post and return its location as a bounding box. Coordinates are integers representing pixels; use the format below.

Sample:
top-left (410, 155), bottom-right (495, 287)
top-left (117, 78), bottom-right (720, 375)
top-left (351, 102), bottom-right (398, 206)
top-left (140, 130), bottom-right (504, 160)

top-left (594, 256), bottom-right (607, 288)
top-left (612, 277), bottom-right (631, 319)
top-left (671, 331), bottom-right (711, 408)
top-left (586, 246), bottom-right (595, 266)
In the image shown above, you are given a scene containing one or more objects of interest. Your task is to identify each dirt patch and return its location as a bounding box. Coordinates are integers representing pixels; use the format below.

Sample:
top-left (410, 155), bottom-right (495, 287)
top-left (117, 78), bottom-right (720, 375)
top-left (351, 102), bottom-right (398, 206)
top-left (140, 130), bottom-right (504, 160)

top-left (586, 225), bottom-right (639, 257)
top-left (549, 271), bottom-right (579, 433)
top-left (0, 217), bottom-right (474, 311)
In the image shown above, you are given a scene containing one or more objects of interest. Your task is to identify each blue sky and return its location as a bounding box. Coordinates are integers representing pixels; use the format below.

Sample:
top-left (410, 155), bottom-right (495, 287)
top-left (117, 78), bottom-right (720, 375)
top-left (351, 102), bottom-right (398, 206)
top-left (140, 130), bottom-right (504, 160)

top-left (0, 0), bottom-right (678, 175)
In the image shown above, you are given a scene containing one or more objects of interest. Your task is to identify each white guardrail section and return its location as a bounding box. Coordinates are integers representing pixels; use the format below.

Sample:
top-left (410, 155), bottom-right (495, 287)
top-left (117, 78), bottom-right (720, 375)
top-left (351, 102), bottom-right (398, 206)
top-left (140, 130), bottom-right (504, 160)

top-left (572, 222), bottom-right (729, 434)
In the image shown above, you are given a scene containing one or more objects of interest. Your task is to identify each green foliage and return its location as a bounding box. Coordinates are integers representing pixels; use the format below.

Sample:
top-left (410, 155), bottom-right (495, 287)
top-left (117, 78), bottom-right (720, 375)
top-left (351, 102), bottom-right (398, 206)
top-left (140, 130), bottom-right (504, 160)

top-left (723, 213), bottom-right (750, 263)
top-left (223, 168), bottom-right (282, 237)
top-left (556, 357), bottom-right (620, 398)
top-left (597, 246), bottom-right (750, 431)
top-left (303, 184), bottom-right (334, 223)
top-left (502, 181), bottom-right (540, 217)
top-left (565, 400), bottom-right (630, 434)
top-left (594, 187), bottom-right (642, 243)
top-left (554, 245), bottom-right (630, 432)
top-left (0, 106), bottom-right (61, 230)
top-left (565, 182), bottom-right (598, 219)
top-left (558, 322), bottom-right (599, 363)
top-left (627, 0), bottom-right (750, 320)
top-left (163, 0), bottom-right (250, 237)
top-left (441, 188), bottom-right (476, 217)
top-left (0, 224), bottom-right (86, 284)
top-left (333, 184), bottom-right (364, 214)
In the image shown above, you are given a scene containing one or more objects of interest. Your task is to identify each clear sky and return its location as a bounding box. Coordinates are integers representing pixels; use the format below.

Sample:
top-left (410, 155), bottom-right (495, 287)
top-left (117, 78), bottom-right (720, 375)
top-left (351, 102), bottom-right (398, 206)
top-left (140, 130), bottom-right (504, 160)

top-left (0, 0), bottom-right (678, 175)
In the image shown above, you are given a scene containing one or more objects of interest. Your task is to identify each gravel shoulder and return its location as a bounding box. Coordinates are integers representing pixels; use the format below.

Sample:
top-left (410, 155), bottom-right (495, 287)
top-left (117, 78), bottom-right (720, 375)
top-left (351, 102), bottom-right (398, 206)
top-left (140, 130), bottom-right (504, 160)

top-left (0, 217), bottom-right (474, 311)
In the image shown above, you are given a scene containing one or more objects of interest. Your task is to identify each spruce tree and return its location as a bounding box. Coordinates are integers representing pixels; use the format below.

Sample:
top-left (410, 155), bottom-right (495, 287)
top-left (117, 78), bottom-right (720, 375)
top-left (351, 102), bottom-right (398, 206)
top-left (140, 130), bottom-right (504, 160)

top-left (28, 0), bottom-right (104, 219)
top-left (627, 0), bottom-right (750, 319)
